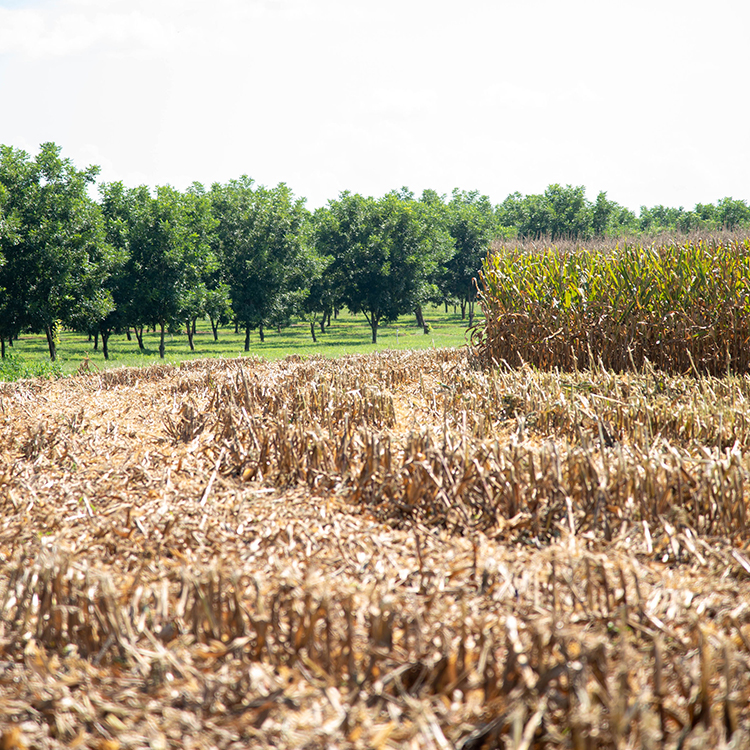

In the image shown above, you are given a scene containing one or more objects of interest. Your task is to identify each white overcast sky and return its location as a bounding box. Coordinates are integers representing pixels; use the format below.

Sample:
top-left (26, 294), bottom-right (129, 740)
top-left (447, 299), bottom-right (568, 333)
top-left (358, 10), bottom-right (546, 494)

top-left (0, 0), bottom-right (748, 212)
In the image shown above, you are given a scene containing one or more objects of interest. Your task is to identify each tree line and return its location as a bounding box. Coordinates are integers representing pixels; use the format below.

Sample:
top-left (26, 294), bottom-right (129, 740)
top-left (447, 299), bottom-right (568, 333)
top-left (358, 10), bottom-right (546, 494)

top-left (1, 143), bottom-right (749, 361)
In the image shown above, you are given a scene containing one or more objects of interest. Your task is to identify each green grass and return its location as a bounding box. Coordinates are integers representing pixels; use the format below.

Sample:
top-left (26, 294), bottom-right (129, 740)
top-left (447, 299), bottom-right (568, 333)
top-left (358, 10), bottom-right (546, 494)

top-left (1, 306), bottom-right (479, 379)
top-left (0, 351), bottom-right (63, 382)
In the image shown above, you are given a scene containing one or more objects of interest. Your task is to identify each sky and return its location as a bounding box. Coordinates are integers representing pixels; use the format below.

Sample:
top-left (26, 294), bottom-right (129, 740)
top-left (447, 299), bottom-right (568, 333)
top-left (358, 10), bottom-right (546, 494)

top-left (0, 0), bottom-right (748, 213)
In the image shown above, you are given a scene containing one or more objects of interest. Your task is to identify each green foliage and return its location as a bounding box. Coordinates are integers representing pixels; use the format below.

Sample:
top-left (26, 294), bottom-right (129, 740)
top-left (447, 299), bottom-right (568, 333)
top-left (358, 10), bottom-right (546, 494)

top-left (3, 140), bottom-right (750, 363)
top-left (96, 181), bottom-right (138, 357)
top-left (0, 305), bottom-right (474, 379)
top-left (497, 184), bottom-right (636, 240)
top-left (317, 191), bottom-right (454, 343)
top-left (0, 143), bottom-right (114, 360)
top-left (300, 222), bottom-right (334, 340)
top-left (210, 177), bottom-right (310, 348)
top-left (543, 184), bottom-right (591, 239)
top-left (638, 204), bottom-right (689, 233)
top-left (717, 197), bottom-right (750, 230)
top-left (203, 281), bottom-right (233, 339)
top-left (592, 191), bottom-right (638, 236)
top-left (441, 189), bottom-right (496, 322)
top-left (475, 237), bottom-right (750, 375)
top-left (99, 181), bottom-right (218, 358)
top-left (0, 351), bottom-right (62, 381)
top-left (639, 198), bottom-right (750, 234)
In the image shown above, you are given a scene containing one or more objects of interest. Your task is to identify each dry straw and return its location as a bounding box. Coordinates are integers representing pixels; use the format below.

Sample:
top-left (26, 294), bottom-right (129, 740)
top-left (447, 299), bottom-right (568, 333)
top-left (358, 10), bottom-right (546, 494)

top-left (1, 348), bottom-right (749, 747)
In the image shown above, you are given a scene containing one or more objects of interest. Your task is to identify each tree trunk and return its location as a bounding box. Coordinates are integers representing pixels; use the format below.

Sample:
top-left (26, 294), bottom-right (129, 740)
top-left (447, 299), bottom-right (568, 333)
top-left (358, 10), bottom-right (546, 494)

top-left (102, 331), bottom-right (110, 360)
top-left (361, 309), bottom-right (380, 344)
top-left (468, 300), bottom-right (475, 327)
top-left (209, 316), bottom-right (219, 341)
top-left (1, 338), bottom-right (4, 359)
top-left (45, 325), bottom-right (57, 361)
top-left (310, 320), bottom-right (317, 343)
top-left (192, 318), bottom-right (197, 336)
top-left (93, 331), bottom-right (99, 351)
top-left (415, 306), bottom-right (425, 328)
top-left (159, 323), bottom-right (166, 359)
top-left (244, 325), bottom-right (251, 352)
top-left (235, 319), bottom-right (240, 335)
top-left (259, 323), bottom-right (265, 343)
top-left (135, 326), bottom-right (145, 350)
top-left (460, 300), bottom-right (467, 320)
top-left (126, 327), bottom-right (132, 341)
top-left (444, 300), bottom-right (449, 313)
top-left (186, 319), bottom-right (195, 351)
top-left (320, 317), bottom-right (326, 333)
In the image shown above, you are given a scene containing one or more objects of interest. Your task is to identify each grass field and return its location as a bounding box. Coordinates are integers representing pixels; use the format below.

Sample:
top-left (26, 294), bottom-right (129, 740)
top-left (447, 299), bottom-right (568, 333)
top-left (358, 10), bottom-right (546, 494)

top-left (0, 305), bottom-right (476, 379)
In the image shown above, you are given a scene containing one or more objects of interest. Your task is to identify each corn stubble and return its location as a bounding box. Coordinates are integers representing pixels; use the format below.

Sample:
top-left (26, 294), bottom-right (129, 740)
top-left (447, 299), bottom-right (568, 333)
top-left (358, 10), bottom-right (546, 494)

top-left (1, 349), bottom-right (750, 748)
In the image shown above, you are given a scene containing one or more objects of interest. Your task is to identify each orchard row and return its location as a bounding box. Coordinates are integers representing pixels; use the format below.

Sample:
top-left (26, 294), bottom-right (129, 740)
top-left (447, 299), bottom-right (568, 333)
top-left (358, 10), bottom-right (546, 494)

top-left (2, 142), bottom-right (749, 361)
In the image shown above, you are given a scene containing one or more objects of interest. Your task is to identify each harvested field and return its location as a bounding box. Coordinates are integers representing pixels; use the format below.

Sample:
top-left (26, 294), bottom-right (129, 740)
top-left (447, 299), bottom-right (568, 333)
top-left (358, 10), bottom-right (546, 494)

top-left (1, 348), bottom-right (750, 749)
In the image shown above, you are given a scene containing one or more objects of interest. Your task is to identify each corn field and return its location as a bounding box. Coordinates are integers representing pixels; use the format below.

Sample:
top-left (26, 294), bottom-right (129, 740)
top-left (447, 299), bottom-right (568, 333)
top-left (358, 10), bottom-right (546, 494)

top-left (473, 237), bottom-right (750, 375)
top-left (1, 349), bottom-right (750, 748)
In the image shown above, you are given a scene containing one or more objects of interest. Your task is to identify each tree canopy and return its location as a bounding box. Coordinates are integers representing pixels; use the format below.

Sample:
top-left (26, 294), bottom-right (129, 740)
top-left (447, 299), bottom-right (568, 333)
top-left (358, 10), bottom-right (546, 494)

top-left (2, 141), bottom-right (750, 361)
top-left (0, 143), bottom-right (114, 360)
top-left (317, 190), bottom-right (454, 343)
top-left (210, 177), bottom-right (311, 349)
top-left (441, 189), bottom-right (497, 325)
